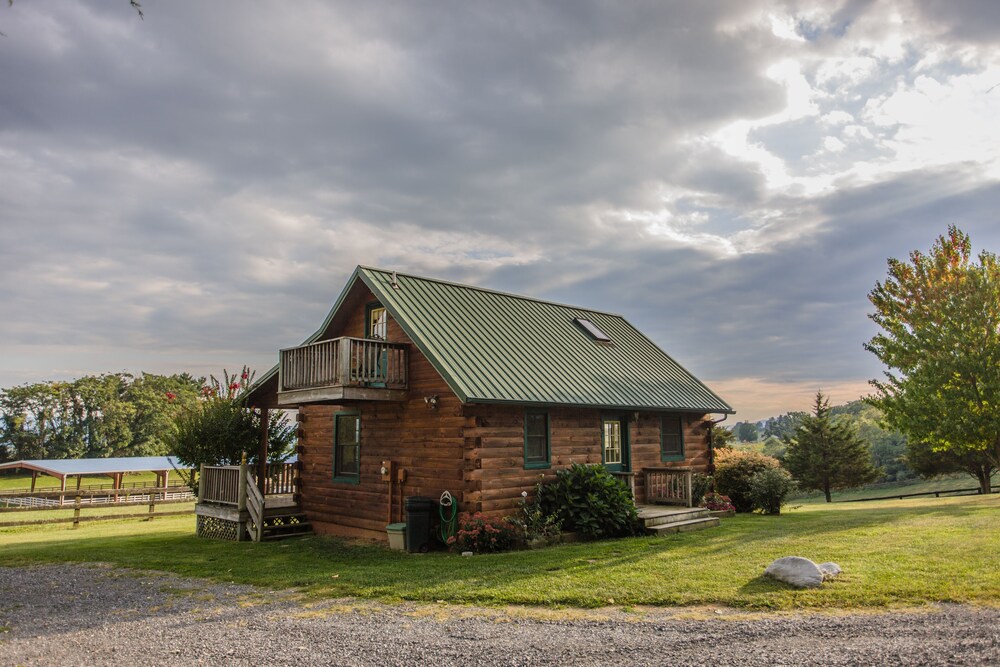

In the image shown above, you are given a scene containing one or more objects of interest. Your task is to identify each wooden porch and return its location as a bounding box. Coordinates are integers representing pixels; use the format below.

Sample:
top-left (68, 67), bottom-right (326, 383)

top-left (195, 461), bottom-right (310, 542)
top-left (277, 336), bottom-right (409, 405)
top-left (612, 467), bottom-right (696, 507)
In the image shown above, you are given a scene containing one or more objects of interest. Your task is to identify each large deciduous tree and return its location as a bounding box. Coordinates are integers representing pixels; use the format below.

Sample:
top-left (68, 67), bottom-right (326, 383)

top-left (866, 227), bottom-right (1000, 490)
top-left (783, 392), bottom-right (880, 502)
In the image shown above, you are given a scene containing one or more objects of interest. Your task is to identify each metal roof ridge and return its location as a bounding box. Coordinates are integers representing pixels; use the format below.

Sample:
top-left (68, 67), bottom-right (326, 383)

top-left (357, 266), bottom-right (625, 319)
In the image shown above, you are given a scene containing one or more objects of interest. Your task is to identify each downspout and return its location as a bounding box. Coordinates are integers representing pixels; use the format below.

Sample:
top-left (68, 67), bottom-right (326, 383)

top-left (706, 414), bottom-right (729, 475)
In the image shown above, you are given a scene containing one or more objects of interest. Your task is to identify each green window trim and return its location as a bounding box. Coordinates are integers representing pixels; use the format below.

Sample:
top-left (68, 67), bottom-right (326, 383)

top-left (660, 414), bottom-right (685, 462)
top-left (523, 410), bottom-right (551, 469)
top-left (333, 410), bottom-right (361, 484)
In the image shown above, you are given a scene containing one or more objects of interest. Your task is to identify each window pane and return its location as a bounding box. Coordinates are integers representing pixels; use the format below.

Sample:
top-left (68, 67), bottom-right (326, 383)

top-left (661, 416), bottom-right (683, 457)
top-left (335, 415), bottom-right (360, 477)
top-left (603, 420), bottom-right (621, 464)
top-left (525, 412), bottom-right (548, 464)
top-left (369, 307), bottom-right (387, 340)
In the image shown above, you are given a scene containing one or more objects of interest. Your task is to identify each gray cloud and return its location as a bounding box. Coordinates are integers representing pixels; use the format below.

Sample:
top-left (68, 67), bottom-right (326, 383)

top-left (2, 0), bottom-right (1000, 420)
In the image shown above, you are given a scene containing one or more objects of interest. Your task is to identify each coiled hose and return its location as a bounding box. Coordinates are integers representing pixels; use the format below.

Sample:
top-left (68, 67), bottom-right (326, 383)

top-left (439, 490), bottom-right (458, 542)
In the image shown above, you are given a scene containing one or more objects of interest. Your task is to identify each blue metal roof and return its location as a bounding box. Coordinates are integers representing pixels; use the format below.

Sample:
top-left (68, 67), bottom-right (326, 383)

top-left (0, 456), bottom-right (185, 478)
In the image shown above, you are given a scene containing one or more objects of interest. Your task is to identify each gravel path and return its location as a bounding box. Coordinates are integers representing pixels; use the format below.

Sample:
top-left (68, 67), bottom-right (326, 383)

top-left (1, 564), bottom-right (998, 666)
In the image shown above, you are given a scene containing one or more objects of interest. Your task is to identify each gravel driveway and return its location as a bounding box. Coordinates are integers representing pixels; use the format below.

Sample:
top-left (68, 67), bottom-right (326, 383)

top-left (1, 564), bottom-right (998, 666)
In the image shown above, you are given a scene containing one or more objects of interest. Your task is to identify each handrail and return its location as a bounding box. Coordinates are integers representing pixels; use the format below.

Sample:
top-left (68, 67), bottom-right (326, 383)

top-left (245, 469), bottom-right (264, 542)
top-left (644, 467), bottom-right (693, 507)
top-left (279, 336), bottom-right (408, 392)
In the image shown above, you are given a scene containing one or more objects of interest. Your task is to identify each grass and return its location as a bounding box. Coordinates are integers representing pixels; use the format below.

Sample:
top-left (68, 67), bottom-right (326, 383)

top-left (2, 494), bottom-right (998, 611)
top-left (0, 500), bottom-right (195, 526)
top-left (794, 473), bottom-right (999, 504)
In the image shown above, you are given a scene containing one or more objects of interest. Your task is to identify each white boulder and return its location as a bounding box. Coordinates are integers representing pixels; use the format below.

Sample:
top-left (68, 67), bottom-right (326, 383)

top-left (764, 556), bottom-right (838, 588)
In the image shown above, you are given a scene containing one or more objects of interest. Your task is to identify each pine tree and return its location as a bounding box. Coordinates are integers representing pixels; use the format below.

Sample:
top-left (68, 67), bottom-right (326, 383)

top-left (784, 392), bottom-right (880, 502)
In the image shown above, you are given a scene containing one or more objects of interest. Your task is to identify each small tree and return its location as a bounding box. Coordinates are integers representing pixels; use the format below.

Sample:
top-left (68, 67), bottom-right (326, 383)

top-left (783, 392), bottom-right (880, 502)
top-left (169, 368), bottom-right (294, 492)
top-left (906, 439), bottom-right (997, 494)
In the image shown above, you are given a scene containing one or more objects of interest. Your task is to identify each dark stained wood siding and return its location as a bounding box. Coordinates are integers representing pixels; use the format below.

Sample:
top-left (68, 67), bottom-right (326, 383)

top-left (462, 404), bottom-right (711, 517)
top-left (296, 284), bottom-right (463, 541)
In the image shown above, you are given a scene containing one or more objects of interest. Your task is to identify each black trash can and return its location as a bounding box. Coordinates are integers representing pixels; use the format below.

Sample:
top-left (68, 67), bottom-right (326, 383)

top-left (404, 496), bottom-right (436, 553)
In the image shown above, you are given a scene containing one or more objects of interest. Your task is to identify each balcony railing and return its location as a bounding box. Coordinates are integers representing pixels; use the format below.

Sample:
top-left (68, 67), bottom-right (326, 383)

top-left (278, 337), bottom-right (408, 402)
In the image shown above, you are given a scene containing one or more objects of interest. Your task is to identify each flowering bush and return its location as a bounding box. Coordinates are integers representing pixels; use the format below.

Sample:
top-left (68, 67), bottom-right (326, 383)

top-left (702, 492), bottom-right (735, 512)
top-left (514, 487), bottom-right (562, 544)
top-left (447, 512), bottom-right (518, 553)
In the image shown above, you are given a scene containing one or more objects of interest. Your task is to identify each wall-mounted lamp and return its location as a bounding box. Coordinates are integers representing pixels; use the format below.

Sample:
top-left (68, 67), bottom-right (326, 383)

top-left (424, 395), bottom-right (439, 408)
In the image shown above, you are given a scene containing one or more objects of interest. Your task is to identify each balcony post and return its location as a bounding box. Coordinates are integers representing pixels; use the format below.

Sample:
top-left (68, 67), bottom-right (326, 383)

top-left (338, 337), bottom-right (353, 385)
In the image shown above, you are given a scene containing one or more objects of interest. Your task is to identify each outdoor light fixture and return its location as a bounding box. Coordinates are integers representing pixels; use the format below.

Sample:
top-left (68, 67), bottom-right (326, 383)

top-left (424, 395), bottom-right (438, 408)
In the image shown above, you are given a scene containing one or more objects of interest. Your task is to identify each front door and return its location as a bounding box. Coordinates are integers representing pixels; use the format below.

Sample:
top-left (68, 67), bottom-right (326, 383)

top-left (602, 416), bottom-right (630, 472)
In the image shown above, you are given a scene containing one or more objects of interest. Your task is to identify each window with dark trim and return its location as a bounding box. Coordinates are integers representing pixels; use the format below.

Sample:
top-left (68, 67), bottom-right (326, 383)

top-left (660, 415), bottom-right (685, 462)
top-left (524, 410), bottom-right (550, 468)
top-left (366, 302), bottom-right (387, 340)
top-left (333, 412), bottom-right (361, 482)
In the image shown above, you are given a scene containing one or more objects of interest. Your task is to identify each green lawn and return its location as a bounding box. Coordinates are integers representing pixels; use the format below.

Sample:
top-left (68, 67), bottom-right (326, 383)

top-left (1, 494), bottom-right (997, 610)
top-left (793, 473), bottom-right (999, 504)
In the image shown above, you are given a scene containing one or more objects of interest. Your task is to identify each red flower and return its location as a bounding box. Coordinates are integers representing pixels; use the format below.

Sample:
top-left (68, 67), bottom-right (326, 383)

top-left (164, 392), bottom-right (177, 402)
top-left (241, 371), bottom-right (249, 380)
top-left (229, 382), bottom-right (240, 391)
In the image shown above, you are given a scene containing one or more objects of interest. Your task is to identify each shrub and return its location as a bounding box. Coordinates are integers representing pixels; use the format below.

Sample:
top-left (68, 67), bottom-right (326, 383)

top-left (713, 448), bottom-right (781, 513)
top-left (691, 473), bottom-right (713, 506)
top-left (701, 492), bottom-right (735, 512)
top-left (515, 485), bottom-right (562, 545)
top-left (749, 467), bottom-right (796, 515)
top-left (538, 463), bottom-right (638, 539)
top-left (447, 512), bottom-right (518, 553)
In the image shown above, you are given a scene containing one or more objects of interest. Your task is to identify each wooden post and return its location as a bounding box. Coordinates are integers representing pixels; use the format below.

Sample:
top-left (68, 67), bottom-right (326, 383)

top-left (30, 471), bottom-right (37, 492)
top-left (148, 486), bottom-right (156, 520)
top-left (339, 337), bottom-right (352, 385)
top-left (257, 407), bottom-right (269, 497)
top-left (60, 476), bottom-right (67, 507)
top-left (72, 491), bottom-right (82, 529)
top-left (237, 458), bottom-right (248, 542)
top-left (685, 470), bottom-right (693, 508)
top-left (197, 464), bottom-right (206, 503)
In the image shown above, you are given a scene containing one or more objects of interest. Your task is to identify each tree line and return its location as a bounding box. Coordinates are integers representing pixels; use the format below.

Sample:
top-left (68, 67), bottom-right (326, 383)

top-left (0, 373), bottom-right (203, 462)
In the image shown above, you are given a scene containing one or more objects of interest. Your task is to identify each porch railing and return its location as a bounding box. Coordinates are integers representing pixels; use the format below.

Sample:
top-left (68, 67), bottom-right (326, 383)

top-left (644, 467), bottom-right (693, 507)
top-left (279, 336), bottom-right (408, 392)
top-left (199, 465), bottom-right (241, 505)
top-left (199, 462), bottom-right (298, 504)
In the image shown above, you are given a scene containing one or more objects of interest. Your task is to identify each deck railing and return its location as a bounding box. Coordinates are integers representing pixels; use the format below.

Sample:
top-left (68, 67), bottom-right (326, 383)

top-left (279, 336), bottom-right (408, 392)
top-left (198, 462), bottom-right (298, 504)
top-left (644, 467), bottom-right (693, 507)
top-left (199, 465), bottom-right (241, 505)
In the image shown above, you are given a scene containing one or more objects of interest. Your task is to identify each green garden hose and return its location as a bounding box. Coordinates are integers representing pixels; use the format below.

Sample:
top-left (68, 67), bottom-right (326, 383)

top-left (439, 490), bottom-right (458, 542)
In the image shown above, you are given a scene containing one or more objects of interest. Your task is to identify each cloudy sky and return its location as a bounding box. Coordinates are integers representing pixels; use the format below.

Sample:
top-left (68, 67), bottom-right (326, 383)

top-left (3, 0), bottom-right (1000, 421)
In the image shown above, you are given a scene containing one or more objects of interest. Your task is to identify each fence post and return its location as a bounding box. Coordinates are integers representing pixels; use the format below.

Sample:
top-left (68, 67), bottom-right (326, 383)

top-left (72, 492), bottom-right (82, 529)
top-left (148, 487), bottom-right (156, 521)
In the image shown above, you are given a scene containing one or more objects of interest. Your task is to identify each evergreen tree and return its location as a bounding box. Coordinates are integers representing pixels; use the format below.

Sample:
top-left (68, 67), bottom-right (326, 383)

top-left (784, 391), bottom-right (880, 502)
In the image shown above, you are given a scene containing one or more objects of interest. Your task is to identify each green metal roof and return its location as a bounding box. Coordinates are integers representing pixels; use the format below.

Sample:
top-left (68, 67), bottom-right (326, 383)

top-left (356, 267), bottom-right (733, 414)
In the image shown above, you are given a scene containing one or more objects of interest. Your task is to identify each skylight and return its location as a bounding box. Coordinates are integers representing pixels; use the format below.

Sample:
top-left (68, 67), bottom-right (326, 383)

top-left (574, 318), bottom-right (611, 342)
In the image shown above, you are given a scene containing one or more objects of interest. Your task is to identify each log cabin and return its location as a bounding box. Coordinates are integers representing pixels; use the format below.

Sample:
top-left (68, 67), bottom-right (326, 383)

top-left (238, 266), bottom-right (733, 542)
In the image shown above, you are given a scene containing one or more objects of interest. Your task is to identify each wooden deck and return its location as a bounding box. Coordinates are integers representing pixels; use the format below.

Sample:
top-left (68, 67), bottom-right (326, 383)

top-left (195, 463), bottom-right (310, 541)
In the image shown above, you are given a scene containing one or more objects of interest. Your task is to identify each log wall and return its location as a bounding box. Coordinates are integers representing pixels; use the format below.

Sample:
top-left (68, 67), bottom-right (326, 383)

top-left (297, 284), bottom-right (464, 541)
top-left (462, 404), bottom-right (712, 518)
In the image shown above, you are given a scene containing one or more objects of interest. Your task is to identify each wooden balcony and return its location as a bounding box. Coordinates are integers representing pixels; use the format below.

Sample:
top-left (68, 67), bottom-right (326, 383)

top-left (277, 336), bottom-right (408, 405)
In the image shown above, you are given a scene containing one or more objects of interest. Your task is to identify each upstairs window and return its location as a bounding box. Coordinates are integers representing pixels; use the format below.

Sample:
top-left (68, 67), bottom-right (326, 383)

top-left (661, 415), bottom-right (685, 462)
top-left (574, 318), bottom-right (611, 342)
top-left (367, 303), bottom-right (387, 340)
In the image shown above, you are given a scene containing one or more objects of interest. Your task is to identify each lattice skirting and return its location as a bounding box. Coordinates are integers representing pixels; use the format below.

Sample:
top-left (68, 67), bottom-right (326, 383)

top-left (197, 514), bottom-right (243, 541)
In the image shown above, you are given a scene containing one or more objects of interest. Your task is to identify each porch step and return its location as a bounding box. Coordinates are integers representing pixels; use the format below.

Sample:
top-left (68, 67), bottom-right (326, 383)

top-left (636, 505), bottom-right (721, 536)
top-left (260, 512), bottom-right (312, 541)
top-left (645, 516), bottom-right (720, 535)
